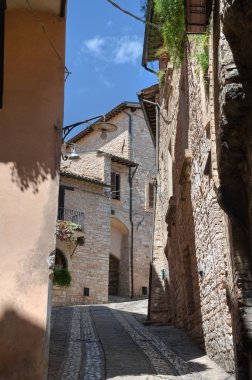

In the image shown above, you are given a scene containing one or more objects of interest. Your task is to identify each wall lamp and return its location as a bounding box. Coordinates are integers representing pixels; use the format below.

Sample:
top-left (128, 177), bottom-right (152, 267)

top-left (61, 115), bottom-right (117, 160)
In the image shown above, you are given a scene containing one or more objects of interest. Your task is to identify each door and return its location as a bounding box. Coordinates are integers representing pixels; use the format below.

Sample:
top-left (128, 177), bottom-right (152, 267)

top-left (109, 254), bottom-right (119, 296)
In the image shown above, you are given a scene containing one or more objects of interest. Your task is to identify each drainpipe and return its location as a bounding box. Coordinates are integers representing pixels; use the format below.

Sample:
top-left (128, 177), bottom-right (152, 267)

top-left (142, 62), bottom-right (158, 75)
top-left (123, 109), bottom-right (137, 298)
top-left (147, 177), bottom-right (158, 320)
top-left (139, 99), bottom-right (160, 320)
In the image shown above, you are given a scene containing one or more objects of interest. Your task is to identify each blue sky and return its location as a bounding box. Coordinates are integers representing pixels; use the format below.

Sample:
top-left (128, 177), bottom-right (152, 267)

top-left (64, 0), bottom-right (157, 138)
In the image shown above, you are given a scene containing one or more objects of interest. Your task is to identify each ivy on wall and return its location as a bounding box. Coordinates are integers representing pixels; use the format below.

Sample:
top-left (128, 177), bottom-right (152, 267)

top-left (154, 0), bottom-right (185, 66)
top-left (190, 33), bottom-right (209, 76)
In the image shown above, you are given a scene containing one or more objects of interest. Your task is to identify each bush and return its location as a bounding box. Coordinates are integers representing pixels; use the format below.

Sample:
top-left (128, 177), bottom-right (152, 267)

top-left (53, 269), bottom-right (72, 287)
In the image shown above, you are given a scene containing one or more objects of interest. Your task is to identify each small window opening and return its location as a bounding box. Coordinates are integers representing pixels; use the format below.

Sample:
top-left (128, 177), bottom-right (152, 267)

top-left (83, 288), bottom-right (90, 296)
top-left (111, 172), bottom-right (120, 200)
top-left (142, 286), bottom-right (148, 295)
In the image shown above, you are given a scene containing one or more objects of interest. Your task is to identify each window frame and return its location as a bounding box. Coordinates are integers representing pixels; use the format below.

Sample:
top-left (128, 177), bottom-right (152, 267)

top-left (111, 171), bottom-right (121, 200)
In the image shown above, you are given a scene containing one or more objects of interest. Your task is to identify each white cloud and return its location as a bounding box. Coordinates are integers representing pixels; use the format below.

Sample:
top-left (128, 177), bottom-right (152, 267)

top-left (114, 37), bottom-right (142, 64)
top-left (81, 35), bottom-right (142, 65)
top-left (83, 36), bottom-right (105, 55)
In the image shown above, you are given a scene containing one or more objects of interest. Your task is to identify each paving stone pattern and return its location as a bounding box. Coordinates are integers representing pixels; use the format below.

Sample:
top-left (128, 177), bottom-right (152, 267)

top-left (48, 301), bottom-right (233, 380)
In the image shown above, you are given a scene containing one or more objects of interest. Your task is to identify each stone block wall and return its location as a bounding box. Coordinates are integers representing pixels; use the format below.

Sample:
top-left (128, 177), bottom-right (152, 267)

top-left (78, 113), bottom-right (130, 159)
top-left (52, 177), bottom-right (110, 306)
top-left (214, 1), bottom-right (252, 377)
top-left (149, 35), bottom-right (235, 373)
top-left (62, 152), bottom-right (106, 182)
top-left (55, 106), bottom-right (155, 303)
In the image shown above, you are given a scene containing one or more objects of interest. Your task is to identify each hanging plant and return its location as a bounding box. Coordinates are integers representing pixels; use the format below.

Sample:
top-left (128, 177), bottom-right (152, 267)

top-left (157, 69), bottom-right (166, 85)
top-left (192, 33), bottom-right (209, 77)
top-left (53, 269), bottom-right (72, 287)
top-left (154, 0), bottom-right (185, 66)
top-left (56, 220), bottom-right (82, 242)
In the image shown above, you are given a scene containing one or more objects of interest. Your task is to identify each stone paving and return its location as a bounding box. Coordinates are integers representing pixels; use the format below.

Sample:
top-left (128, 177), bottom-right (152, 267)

top-left (48, 299), bottom-right (235, 380)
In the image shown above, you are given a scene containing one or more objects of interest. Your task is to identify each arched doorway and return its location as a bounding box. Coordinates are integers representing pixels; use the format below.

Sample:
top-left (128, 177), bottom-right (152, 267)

top-left (110, 217), bottom-right (129, 297)
top-left (54, 249), bottom-right (67, 270)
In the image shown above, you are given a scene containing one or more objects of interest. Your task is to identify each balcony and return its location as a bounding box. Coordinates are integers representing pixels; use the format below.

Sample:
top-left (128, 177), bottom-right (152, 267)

top-left (57, 207), bottom-right (84, 230)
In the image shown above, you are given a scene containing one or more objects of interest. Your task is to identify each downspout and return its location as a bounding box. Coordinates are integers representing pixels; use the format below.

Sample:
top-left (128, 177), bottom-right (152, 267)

top-left (123, 109), bottom-right (138, 299)
top-left (142, 62), bottom-right (157, 75)
top-left (147, 177), bottom-right (157, 320)
top-left (140, 99), bottom-right (160, 320)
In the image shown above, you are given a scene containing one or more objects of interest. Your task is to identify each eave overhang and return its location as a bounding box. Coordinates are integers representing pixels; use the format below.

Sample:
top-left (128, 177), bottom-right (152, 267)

top-left (185, 0), bottom-right (213, 34)
top-left (142, 0), bottom-right (162, 66)
top-left (97, 151), bottom-right (138, 168)
top-left (60, 170), bottom-right (110, 187)
top-left (138, 84), bottom-right (159, 147)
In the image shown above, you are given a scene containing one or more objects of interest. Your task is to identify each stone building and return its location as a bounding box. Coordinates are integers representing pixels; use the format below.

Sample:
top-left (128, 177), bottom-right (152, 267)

top-left (52, 102), bottom-right (155, 306)
top-left (140, 0), bottom-right (252, 378)
top-left (0, 1), bottom-right (66, 379)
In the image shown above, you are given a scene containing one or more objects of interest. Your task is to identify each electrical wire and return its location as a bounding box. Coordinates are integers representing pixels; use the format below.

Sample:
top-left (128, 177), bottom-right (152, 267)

top-left (105, 0), bottom-right (161, 29)
top-left (25, 0), bottom-right (70, 80)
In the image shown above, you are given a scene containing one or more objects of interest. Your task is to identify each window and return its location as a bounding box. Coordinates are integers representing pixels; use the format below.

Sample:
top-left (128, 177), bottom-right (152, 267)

top-left (142, 286), bottom-right (148, 295)
top-left (149, 183), bottom-right (154, 208)
top-left (145, 181), bottom-right (155, 210)
top-left (111, 172), bottom-right (120, 200)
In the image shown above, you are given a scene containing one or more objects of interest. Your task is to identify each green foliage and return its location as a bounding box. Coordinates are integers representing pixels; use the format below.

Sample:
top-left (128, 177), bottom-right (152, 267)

top-left (155, 45), bottom-right (170, 58)
top-left (157, 69), bottom-right (166, 85)
top-left (154, 0), bottom-right (185, 66)
top-left (56, 220), bottom-right (82, 241)
top-left (191, 34), bottom-right (209, 76)
top-left (53, 269), bottom-right (72, 287)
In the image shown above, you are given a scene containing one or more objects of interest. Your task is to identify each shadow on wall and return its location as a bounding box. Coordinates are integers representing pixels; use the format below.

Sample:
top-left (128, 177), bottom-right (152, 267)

top-left (160, 58), bottom-right (204, 348)
top-left (0, 118), bottom-right (61, 193)
top-left (0, 309), bottom-right (46, 380)
top-left (217, 1), bottom-right (252, 378)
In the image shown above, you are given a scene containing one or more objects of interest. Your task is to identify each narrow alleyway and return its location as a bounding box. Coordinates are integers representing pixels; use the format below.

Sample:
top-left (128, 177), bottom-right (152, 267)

top-left (48, 299), bottom-right (234, 380)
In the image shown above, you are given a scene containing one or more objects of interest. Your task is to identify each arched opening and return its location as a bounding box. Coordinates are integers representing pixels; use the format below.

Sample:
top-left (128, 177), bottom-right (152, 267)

top-left (54, 249), bottom-right (67, 270)
top-left (110, 217), bottom-right (129, 297)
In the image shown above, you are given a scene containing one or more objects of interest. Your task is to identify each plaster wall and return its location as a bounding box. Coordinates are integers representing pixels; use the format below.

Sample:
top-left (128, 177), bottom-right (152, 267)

top-left (0, 8), bottom-right (65, 380)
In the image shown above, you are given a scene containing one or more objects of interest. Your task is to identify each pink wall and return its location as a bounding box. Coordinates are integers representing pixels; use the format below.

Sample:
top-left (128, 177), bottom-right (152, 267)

top-left (0, 8), bottom-right (65, 379)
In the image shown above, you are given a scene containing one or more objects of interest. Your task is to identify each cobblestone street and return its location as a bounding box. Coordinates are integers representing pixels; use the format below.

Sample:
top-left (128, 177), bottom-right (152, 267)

top-left (48, 299), bottom-right (234, 380)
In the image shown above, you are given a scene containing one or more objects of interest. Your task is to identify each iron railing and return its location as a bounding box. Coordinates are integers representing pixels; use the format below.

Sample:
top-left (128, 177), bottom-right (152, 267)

top-left (57, 207), bottom-right (84, 230)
